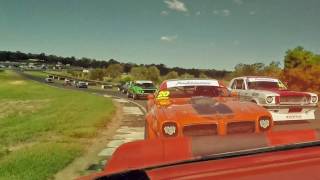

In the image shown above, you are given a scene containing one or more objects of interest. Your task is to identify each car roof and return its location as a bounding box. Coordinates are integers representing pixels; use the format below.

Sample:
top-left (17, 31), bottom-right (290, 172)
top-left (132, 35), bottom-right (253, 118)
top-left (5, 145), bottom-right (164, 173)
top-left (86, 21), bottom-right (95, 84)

top-left (235, 76), bottom-right (278, 79)
top-left (160, 79), bottom-right (220, 90)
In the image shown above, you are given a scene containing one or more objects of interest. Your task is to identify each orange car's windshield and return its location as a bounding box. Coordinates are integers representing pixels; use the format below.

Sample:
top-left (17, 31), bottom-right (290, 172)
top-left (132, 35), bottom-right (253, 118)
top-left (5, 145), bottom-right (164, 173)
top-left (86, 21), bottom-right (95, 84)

top-left (167, 86), bottom-right (229, 98)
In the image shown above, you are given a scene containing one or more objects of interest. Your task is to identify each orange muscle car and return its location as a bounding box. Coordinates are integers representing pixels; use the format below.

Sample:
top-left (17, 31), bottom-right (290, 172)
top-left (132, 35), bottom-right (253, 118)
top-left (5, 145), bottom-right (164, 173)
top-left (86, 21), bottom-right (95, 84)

top-left (145, 79), bottom-right (273, 139)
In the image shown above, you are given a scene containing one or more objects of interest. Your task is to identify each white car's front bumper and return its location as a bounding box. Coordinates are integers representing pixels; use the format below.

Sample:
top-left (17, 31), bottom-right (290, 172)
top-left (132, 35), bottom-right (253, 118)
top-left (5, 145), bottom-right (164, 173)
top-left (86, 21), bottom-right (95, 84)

top-left (269, 110), bottom-right (316, 121)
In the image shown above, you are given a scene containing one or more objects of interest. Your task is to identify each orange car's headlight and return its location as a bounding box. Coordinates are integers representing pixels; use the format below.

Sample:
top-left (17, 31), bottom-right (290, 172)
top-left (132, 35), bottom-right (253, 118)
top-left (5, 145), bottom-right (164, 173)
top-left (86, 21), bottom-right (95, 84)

top-left (259, 117), bottom-right (272, 131)
top-left (162, 122), bottom-right (178, 137)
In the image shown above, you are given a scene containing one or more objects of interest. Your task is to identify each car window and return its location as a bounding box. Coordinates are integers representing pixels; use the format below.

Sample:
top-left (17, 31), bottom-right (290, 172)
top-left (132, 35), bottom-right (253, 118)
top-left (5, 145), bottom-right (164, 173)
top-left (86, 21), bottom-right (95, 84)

top-left (136, 83), bottom-right (155, 88)
top-left (247, 80), bottom-right (287, 90)
top-left (165, 86), bottom-right (229, 98)
top-left (231, 80), bottom-right (237, 89)
top-left (235, 79), bottom-right (245, 90)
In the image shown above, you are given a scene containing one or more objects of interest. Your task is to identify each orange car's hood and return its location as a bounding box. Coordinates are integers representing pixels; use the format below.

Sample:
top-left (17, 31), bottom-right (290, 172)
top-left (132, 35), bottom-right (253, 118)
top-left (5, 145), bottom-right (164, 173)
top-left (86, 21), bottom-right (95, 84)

top-left (159, 97), bottom-right (265, 121)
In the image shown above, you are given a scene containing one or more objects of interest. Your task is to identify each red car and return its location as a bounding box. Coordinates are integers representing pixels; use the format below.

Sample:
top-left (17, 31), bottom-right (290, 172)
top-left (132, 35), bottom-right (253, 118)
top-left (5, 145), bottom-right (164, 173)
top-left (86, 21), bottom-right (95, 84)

top-left (78, 129), bottom-right (320, 180)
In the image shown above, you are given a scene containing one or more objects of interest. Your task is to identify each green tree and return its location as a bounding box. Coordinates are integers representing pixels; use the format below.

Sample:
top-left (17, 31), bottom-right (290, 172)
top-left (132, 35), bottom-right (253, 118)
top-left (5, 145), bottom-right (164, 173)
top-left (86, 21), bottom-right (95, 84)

top-left (284, 46), bottom-right (313, 69)
top-left (147, 66), bottom-right (161, 83)
top-left (232, 63), bottom-right (265, 77)
top-left (130, 66), bottom-right (148, 80)
top-left (165, 71), bottom-right (179, 79)
top-left (199, 72), bottom-right (209, 79)
top-left (105, 64), bottom-right (123, 78)
top-left (89, 68), bottom-right (105, 80)
top-left (262, 61), bottom-right (282, 77)
top-left (180, 73), bottom-right (195, 79)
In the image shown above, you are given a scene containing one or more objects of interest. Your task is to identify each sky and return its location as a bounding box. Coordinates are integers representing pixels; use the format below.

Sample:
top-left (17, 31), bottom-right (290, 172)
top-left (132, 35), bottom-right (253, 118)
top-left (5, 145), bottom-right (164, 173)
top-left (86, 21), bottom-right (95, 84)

top-left (0, 0), bottom-right (320, 70)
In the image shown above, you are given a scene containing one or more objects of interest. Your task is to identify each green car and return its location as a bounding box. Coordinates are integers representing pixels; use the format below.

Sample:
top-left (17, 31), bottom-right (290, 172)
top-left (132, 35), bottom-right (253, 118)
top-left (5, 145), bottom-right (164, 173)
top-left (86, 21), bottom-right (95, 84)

top-left (127, 80), bottom-right (157, 100)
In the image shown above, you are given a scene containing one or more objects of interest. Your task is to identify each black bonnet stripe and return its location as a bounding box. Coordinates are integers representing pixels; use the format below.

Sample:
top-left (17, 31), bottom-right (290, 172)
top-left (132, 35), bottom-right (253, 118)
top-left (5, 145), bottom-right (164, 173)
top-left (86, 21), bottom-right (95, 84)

top-left (190, 97), bottom-right (233, 115)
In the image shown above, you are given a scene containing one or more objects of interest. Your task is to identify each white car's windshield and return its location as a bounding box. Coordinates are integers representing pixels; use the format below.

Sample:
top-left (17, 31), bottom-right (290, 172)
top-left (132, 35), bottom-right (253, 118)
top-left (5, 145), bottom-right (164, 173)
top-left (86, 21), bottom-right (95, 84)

top-left (247, 81), bottom-right (287, 90)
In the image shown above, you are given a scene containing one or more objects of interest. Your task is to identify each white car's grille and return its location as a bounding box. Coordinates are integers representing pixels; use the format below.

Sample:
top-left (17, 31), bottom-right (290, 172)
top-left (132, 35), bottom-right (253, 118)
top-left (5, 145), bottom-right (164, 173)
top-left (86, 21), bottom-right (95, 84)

top-left (280, 96), bottom-right (309, 104)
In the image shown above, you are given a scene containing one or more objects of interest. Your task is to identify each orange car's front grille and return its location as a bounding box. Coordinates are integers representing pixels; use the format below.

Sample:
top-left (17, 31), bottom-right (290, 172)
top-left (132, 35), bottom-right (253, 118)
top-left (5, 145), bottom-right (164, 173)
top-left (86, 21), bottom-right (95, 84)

top-left (227, 121), bottom-right (255, 134)
top-left (183, 124), bottom-right (218, 137)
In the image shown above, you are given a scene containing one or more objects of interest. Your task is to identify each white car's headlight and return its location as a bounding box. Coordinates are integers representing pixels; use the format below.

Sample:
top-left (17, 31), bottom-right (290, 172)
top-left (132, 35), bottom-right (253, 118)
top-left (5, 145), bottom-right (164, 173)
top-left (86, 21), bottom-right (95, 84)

top-left (162, 122), bottom-right (178, 136)
top-left (311, 96), bottom-right (318, 103)
top-left (266, 96), bottom-right (274, 104)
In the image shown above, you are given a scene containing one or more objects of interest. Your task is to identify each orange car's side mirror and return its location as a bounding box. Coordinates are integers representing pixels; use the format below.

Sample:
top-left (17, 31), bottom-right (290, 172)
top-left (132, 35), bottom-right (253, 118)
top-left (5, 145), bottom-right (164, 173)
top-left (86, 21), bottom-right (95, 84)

top-left (148, 94), bottom-right (155, 100)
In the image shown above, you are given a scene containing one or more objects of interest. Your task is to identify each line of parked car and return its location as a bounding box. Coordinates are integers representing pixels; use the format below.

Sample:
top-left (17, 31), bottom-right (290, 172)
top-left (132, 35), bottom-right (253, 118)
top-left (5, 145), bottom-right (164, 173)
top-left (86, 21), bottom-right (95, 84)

top-left (45, 75), bottom-right (88, 88)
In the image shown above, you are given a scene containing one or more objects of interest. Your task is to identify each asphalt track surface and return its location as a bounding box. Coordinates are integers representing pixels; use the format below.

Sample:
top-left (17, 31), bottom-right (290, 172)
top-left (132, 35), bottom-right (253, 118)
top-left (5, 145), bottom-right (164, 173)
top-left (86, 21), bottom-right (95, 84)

top-left (19, 71), bottom-right (320, 132)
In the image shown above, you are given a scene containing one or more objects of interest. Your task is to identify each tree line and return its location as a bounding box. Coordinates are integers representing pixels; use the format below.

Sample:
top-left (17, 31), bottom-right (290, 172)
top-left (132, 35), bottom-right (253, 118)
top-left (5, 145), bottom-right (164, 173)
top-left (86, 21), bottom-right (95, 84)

top-left (1, 47), bottom-right (319, 93)
top-left (0, 51), bottom-right (230, 80)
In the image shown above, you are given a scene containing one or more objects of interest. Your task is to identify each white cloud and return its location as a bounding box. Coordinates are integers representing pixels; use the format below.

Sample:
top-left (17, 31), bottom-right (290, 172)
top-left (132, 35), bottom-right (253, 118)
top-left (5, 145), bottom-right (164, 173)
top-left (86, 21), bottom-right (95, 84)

top-left (160, 10), bottom-right (169, 16)
top-left (233, 0), bottom-right (243, 5)
top-left (213, 9), bottom-right (231, 16)
top-left (160, 35), bottom-right (178, 42)
top-left (222, 9), bottom-right (231, 16)
top-left (195, 11), bottom-right (201, 16)
top-left (164, 0), bottom-right (188, 12)
top-left (249, 11), bottom-right (256, 15)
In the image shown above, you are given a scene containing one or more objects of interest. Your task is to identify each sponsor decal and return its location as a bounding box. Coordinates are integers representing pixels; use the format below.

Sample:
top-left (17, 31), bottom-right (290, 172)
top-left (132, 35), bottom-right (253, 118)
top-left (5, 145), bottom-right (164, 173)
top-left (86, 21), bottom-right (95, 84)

top-left (286, 115), bottom-right (302, 119)
top-left (167, 80), bottom-right (219, 88)
top-left (252, 92), bottom-right (259, 96)
top-left (278, 81), bottom-right (287, 89)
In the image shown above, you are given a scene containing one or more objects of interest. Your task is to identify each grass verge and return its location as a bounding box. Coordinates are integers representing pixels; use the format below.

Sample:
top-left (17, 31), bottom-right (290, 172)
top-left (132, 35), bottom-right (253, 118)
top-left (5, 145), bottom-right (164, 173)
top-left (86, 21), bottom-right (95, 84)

top-left (0, 70), bottom-right (115, 180)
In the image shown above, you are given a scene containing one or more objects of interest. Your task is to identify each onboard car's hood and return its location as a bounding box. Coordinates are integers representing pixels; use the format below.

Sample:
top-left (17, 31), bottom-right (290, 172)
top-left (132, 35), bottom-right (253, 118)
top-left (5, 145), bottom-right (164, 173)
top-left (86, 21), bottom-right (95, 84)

top-left (161, 97), bottom-right (262, 120)
top-left (76, 129), bottom-right (320, 179)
